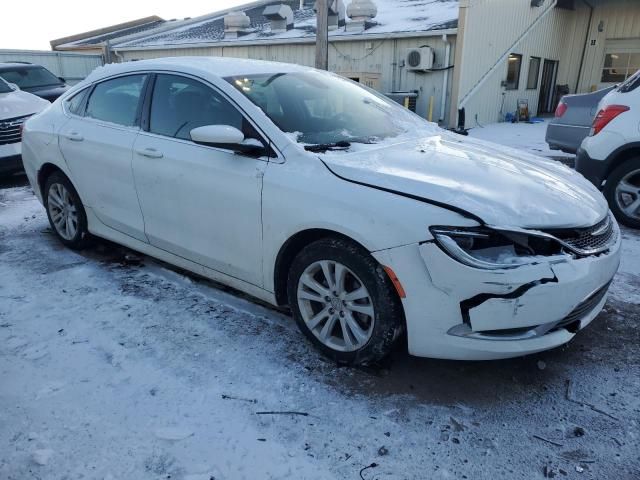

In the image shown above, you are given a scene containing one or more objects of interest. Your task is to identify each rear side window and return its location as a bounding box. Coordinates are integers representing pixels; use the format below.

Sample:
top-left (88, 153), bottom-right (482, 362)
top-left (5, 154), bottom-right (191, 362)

top-left (85, 75), bottom-right (147, 127)
top-left (618, 70), bottom-right (640, 93)
top-left (64, 88), bottom-right (89, 116)
top-left (149, 74), bottom-right (243, 140)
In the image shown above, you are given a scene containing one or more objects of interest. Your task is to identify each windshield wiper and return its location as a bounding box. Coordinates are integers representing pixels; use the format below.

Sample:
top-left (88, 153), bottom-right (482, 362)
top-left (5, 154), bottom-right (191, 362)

top-left (304, 141), bottom-right (351, 153)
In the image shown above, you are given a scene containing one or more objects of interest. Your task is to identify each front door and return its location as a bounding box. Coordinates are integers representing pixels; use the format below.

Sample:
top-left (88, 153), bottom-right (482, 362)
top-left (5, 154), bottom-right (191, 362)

top-left (538, 59), bottom-right (559, 115)
top-left (132, 73), bottom-right (266, 286)
top-left (59, 74), bottom-right (148, 242)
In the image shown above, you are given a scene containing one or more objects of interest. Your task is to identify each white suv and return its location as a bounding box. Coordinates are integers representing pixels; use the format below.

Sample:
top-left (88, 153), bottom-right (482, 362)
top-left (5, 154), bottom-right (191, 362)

top-left (0, 77), bottom-right (50, 175)
top-left (576, 71), bottom-right (640, 228)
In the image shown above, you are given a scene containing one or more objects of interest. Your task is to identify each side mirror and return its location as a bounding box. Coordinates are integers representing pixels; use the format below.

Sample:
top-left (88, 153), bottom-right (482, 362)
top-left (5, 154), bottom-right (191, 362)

top-left (190, 125), bottom-right (268, 157)
top-left (7, 82), bottom-right (19, 91)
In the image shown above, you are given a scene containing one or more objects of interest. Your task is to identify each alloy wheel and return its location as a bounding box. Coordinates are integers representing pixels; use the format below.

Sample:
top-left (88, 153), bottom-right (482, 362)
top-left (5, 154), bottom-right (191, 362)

top-left (615, 169), bottom-right (640, 222)
top-left (47, 183), bottom-right (79, 241)
top-left (297, 260), bottom-right (375, 352)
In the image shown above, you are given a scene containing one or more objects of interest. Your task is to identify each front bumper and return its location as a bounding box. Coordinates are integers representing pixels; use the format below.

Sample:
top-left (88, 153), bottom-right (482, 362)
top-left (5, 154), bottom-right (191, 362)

top-left (0, 142), bottom-right (22, 174)
top-left (373, 229), bottom-right (621, 360)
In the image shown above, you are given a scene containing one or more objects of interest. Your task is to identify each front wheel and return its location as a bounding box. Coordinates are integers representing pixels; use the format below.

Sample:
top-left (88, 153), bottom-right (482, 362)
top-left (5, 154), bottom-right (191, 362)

top-left (287, 238), bottom-right (404, 365)
top-left (604, 158), bottom-right (640, 229)
top-left (44, 171), bottom-right (91, 249)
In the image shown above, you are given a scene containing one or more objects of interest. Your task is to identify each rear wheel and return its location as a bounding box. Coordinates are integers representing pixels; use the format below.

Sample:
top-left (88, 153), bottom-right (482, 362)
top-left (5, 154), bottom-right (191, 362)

top-left (287, 237), bottom-right (403, 365)
top-left (44, 172), bottom-right (91, 249)
top-left (604, 158), bottom-right (640, 229)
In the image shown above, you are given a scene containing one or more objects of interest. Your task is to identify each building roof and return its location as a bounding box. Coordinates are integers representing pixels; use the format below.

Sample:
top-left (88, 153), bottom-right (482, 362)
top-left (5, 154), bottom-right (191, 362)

top-left (114, 0), bottom-right (459, 50)
top-left (51, 16), bottom-right (166, 50)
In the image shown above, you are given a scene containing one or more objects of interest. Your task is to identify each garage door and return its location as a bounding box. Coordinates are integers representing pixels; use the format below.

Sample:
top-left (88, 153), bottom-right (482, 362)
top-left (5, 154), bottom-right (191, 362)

top-left (599, 39), bottom-right (640, 88)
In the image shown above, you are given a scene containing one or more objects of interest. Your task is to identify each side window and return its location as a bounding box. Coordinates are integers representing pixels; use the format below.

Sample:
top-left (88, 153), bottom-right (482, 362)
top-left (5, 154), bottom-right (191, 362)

top-left (506, 54), bottom-right (523, 90)
top-left (64, 88), bottom-right (89, 116)
top-left (85, 74), bottom-right (147, 127)
top-left (150, 74), bottom-right (243, 140)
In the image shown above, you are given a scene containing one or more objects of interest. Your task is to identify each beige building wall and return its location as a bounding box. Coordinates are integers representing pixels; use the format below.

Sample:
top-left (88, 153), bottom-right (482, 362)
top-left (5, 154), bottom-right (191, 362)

top-left (451, 0), bottom-right (639, 127)
top-left (115, 35), bottom-right (457, 122)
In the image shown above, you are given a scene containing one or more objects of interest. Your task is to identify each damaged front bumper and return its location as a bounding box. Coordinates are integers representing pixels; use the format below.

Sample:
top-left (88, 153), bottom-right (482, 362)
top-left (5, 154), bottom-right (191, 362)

top-left (372, 230), bottom-right (621, 360)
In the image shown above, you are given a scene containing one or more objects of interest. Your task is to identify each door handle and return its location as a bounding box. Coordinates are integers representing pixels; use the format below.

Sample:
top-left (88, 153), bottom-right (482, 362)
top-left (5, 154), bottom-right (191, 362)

top-left (135, 147), bottom-right (163, 159)
top-left (63, 131), bottom-right (83, 142)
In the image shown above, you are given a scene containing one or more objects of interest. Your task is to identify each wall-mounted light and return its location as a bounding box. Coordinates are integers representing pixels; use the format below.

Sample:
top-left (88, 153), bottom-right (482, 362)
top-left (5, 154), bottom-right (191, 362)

top-left (598, 20), bottom-right (605, 32)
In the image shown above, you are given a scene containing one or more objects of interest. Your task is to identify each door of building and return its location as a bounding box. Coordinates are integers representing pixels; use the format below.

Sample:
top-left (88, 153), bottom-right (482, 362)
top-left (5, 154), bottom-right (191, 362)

top-left (538, 59), bottom-right (559, 114)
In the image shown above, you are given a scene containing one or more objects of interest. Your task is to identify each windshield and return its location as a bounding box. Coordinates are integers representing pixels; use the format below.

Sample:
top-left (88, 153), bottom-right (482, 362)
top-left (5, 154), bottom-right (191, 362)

top-left (618, 69), bottom-right (640, 93)
top-left (225, 71), bottom-right (425, 145)
top-left (0, 66), bottom-right (62, 89)
top-left (0, 78), bottom-right (11, 94)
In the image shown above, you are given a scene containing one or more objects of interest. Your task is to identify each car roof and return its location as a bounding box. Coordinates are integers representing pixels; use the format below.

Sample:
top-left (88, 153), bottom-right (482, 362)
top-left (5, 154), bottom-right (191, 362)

top-left (0, 63), bottom-right (41, 70)
top-left (85, 56), bottom-right (312, 83)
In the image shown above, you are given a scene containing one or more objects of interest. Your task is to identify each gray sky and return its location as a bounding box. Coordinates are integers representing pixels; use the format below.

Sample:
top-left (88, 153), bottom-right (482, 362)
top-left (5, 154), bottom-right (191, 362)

top-left (1, 0), bottom-right (248, 50)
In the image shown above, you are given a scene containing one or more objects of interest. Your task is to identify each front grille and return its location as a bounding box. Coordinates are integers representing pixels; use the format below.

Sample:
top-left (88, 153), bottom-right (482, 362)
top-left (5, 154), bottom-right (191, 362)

top-left (544, 214), bottom-right (617, 255)
top-left (553, 282), bottom-right (611, 331)
top-left (0, 114), bottom-right (30, 146)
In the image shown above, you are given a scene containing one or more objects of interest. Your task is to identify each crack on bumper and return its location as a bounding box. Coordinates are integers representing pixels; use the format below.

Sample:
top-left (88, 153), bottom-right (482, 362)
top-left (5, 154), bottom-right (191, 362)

top-left (460, 275), bottom-right (559, 326)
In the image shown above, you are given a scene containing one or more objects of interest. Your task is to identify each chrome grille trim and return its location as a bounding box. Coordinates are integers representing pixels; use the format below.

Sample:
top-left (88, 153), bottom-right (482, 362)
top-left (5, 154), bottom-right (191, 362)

top-left (0, 114), bottom-right (30, 146)
top-left (543, 213), bottom-right (618, 256)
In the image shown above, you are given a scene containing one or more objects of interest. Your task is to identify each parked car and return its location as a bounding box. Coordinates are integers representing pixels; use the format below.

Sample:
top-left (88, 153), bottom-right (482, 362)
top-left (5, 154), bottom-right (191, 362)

top-left (0, 62), bottom-right (69, 102)
top-left (577, 70), bottom-right (640, 229)
top-left (546, 86), bottom-right (615, 154)
top-left (21, 58), bottom-right (621, 364)
top-left (0, 77), bottom-right (49, 175)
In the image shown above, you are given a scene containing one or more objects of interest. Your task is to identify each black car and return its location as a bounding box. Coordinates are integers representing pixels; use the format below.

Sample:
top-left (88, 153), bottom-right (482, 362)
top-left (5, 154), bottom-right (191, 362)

top-left (0, 63), bottom-right (69, 102)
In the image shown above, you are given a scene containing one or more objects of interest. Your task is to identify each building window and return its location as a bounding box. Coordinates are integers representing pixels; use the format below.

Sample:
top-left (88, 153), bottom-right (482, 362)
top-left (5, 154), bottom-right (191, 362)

top-left (527, 57), bottom-right (541, 89)
top-left (506, 54), bottom-right (523, 90)
top-left (601, 52), bottom-right (640, 83)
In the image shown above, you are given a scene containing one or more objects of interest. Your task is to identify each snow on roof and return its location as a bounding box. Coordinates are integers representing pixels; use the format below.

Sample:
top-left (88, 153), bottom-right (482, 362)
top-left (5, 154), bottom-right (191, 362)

top-left (55, 20), bottom-right (167, 48)
top-left (82, 56), bottom-right (311, 84)
top-left (114, 0), bottom-right (459, 49)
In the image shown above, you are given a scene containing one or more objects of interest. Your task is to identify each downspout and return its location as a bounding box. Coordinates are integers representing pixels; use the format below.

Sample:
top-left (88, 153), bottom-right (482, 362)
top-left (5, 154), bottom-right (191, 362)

top-left (458, 0), bottom-right (558, 110)
top-left (439, 34), bottom-right (451, 123)
top-left (112, 49), bottom-right (125, 63)
top-left (575, 0), bottom-right (594, 93)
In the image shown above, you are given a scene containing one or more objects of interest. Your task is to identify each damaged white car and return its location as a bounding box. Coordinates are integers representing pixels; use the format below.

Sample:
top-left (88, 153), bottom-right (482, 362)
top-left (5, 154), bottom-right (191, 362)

top-left (21, 58), bottom-right (621, 364)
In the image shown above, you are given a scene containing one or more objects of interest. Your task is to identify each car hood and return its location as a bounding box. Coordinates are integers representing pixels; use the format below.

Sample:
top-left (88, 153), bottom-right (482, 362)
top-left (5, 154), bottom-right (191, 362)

top-left (320, 132), bottom-right (608, 229)
top-left (0, 89), bottom-right (50, 120)
top-left (22, 84), bottom-right (68, 102)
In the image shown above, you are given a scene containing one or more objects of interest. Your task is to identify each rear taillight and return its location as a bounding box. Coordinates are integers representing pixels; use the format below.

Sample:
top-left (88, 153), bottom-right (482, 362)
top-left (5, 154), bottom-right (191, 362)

top-left (555, 102), bottom-right (567, 118)
top-left (590, 105), bottom-right (630, 136)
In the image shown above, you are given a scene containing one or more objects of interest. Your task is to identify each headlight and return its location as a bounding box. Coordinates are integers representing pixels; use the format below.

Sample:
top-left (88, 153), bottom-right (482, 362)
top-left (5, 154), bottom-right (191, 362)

top-left (430, 226), bottom-right (565, 270)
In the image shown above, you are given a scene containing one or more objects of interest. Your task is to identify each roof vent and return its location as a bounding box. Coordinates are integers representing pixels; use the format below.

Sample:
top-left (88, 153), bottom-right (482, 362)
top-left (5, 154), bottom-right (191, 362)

top-left (263, 4), bottom-right (294, 33)
top-left (224, 11), bottom-right (251, 39)
top-left (314, 0), bottom-right (346, 30)
top-left (346, 0), bottom-right (377, 31)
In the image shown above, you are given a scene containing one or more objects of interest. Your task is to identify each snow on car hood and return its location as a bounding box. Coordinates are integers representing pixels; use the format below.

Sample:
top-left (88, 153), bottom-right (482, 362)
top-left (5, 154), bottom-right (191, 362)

top-left (0, 89), bottom-right (50, 120)
top-left (320, 131), bottom-right (608, 229)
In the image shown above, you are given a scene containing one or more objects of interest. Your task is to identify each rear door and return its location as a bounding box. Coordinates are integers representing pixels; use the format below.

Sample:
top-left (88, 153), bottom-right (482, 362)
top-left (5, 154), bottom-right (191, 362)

top-left (59, 74), bottom-right (149, 242)
top-left (131, 73), bottom-right (267, 286)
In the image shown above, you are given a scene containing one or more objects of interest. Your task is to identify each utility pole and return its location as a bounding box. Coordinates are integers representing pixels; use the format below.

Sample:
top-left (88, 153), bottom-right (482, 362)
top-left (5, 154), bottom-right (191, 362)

top-left (315, 0), bottom-right (329, 70)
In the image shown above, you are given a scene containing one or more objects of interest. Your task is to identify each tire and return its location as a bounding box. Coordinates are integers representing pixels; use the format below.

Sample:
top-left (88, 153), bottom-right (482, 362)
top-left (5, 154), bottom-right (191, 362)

top-left (43, 171), bottom-right (91, 249)
top-left (604, 158), bottom-right (640, 229)
top-left (287, 237), bottom-right (404, 365)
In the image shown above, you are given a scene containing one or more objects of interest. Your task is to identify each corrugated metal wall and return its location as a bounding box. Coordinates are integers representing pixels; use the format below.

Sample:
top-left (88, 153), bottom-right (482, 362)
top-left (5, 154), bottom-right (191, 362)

top-left (0, 50), bottom-right (103, 84)
top-left (454, 0), bottom-right (591, 126)
top-left (575, 1), bottom-right (640, 92)
top-left (117, 35), bottom-right (457, 122)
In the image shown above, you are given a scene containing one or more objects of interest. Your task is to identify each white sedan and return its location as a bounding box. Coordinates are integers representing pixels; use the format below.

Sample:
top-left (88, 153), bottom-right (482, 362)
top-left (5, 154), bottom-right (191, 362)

top-left (21, 57), bottom-right (621, 364)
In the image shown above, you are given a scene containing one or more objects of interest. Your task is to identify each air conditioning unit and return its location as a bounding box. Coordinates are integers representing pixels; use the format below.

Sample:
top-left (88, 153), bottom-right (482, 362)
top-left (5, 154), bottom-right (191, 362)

top-left (405, 47), bottom-right (434, 72)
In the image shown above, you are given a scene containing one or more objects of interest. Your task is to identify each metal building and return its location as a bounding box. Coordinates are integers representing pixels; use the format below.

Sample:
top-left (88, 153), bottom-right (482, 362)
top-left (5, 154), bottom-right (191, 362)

top-left (52, 0), bottom-right (640, 127)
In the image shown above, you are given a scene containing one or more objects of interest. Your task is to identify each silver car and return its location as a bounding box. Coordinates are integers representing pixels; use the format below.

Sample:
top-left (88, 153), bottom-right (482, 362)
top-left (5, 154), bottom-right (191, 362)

top-left (546, 86), bottom-right (615, 154)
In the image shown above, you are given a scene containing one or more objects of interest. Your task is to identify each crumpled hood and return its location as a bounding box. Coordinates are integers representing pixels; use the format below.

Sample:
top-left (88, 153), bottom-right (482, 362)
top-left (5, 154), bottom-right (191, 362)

top-left (321, 132), bottom-right (608, 229)
top-left (0, 90), bottom-right (50, 120)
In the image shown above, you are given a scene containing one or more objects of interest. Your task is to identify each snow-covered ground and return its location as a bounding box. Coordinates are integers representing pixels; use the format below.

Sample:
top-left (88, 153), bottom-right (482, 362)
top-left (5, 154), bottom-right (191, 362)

top-left (468, 119), bottom-right (574, 160)
top-left (1, 180), bottom-right (639, 479)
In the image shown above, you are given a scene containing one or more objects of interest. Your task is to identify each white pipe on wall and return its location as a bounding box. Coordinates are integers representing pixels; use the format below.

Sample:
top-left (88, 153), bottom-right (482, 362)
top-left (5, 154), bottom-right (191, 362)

top-left (439, 34), bottom-right (451, 122)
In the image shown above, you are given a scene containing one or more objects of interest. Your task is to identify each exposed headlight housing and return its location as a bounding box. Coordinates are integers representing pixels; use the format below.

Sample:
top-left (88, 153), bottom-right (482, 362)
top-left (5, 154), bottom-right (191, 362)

top-left (430, 226), bottom-right (565, 270)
